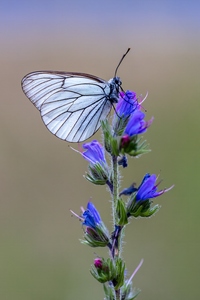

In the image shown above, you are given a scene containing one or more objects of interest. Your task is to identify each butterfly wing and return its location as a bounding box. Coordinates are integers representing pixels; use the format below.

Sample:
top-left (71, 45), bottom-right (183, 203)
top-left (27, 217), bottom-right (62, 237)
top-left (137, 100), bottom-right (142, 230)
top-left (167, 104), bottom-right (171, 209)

top-left (22, 71), bottom-right (113, 142)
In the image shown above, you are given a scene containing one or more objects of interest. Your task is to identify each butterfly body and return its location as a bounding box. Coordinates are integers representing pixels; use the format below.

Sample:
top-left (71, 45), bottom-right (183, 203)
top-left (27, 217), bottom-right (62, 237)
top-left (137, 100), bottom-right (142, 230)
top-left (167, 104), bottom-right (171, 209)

top-left (22, 71), bottom-right (122, 142)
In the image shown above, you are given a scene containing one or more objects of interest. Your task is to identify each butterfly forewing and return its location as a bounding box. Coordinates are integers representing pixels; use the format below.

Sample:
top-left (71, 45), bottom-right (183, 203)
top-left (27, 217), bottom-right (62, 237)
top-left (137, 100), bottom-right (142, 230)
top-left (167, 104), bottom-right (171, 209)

top-left (21, 71), bottom-right (114, 142)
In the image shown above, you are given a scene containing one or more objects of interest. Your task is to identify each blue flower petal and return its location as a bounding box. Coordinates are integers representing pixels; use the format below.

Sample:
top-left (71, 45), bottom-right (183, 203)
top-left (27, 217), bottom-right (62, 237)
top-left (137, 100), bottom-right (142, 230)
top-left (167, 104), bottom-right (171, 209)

top-left (82, 140), bottom-right (106, 165)
top-left (116, 90), bottom-right (138, 117)
top-left (82, 202), bottom-right (102, 229)
top-left (136, 174), bottom-right (168, 201)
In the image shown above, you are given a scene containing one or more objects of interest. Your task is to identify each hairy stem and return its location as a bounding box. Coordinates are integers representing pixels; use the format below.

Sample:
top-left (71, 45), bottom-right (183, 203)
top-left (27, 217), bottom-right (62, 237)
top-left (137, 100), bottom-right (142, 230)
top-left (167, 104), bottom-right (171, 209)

top-left (112, 155), bottom-right (119, 225)
top-left (111, 156), bottom-right (123, 300)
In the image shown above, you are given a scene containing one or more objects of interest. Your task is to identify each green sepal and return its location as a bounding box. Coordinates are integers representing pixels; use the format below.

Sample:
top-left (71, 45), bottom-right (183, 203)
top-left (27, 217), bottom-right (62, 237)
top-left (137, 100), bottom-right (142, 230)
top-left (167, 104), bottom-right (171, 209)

top-left (84, 173), bottom-right (107, 185)
top-left (101, 120), bottom-right (120, 156)
top-left (116, 199), bottom-right (128, 226)
top-left (90, 257), bottom-right (125, 289)
top-left (110, 137), bottom-right (120, 156)
top-left (121, 281), bottom-right (141, 300)
top-left (80, 237), bottom-right (108, 248)
top-left (101, 119), bottom-right (113, 154)
top-left (126, 193), bottom-right (160, 218)
top-left (113, 258), bottom-right (125, 290)
top-left (140, 204), bottom-right (160, 217)
top-left (121, 135), bottom-right (151, 157)
top-left (103, 283), bottom-right (116, 300)
top-left (81, 225), bottom-right (110, 248)
top-left (84, 162), bottom-right (109, 185)
top-left (113, 114), bottom-right (130, 137)
top-left (90, 258), bottom-right (115, 283)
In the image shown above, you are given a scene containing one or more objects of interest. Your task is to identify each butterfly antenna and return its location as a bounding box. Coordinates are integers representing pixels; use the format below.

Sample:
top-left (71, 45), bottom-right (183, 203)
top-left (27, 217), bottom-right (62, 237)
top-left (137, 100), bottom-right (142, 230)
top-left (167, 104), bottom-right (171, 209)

top-left (114, 48), bottom-right (131, 77)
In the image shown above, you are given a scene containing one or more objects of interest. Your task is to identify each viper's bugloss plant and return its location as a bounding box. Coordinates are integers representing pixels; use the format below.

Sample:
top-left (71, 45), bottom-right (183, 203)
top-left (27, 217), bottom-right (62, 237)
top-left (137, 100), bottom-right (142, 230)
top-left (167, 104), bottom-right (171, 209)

top-left (71, 90), bottom-right (174, 300)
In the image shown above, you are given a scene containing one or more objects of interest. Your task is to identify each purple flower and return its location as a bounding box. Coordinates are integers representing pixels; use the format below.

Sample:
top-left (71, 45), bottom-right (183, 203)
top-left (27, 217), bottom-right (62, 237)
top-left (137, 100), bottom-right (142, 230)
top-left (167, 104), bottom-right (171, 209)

top-left (116, 90), bottom-right (138, 117)
top-left (125, 109), bottom-right (153, 137)
top-left (82, 202), bottom-right (102, 229)
top-left (70, 202), bottom-right (110, 247)
top-left (82, 140), bottom-right (106, 165)
top-left (136, 173), bottom-right (174, 201)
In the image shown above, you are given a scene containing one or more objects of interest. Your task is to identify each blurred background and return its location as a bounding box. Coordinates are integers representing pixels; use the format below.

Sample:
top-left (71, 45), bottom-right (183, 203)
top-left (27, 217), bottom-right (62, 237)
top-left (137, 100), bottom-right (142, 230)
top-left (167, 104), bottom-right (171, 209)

top-left (1, 0), bottom-right (200, 299)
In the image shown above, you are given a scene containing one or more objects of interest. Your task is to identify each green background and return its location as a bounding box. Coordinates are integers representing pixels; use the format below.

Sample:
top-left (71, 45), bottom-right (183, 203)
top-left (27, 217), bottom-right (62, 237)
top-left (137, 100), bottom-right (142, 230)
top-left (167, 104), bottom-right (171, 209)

top-left (1, 1), bottom-right (200, 299)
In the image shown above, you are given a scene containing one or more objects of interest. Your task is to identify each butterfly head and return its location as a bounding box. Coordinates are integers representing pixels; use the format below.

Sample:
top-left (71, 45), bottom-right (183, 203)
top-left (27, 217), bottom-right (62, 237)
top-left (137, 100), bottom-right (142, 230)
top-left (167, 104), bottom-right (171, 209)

top-left (113, 76), bottom-right (122, 87)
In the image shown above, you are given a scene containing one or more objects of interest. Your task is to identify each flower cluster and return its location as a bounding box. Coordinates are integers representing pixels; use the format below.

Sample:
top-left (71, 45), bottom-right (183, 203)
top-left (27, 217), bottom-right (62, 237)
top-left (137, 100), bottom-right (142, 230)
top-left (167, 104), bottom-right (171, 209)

top-left (101, 91), bottom-right (153, 158)
top-left (71, 89), bottom-right (173, 300)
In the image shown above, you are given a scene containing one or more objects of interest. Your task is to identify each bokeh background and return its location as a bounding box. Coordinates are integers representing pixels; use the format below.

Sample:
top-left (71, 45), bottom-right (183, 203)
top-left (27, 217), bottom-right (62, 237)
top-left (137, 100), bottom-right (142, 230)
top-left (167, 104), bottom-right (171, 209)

top-left (1, 1), bottom-right (200, 299)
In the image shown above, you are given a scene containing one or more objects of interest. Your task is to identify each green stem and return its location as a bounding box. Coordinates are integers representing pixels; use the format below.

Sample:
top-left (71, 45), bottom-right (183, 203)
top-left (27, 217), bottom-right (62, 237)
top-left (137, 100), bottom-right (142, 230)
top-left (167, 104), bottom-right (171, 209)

top-left (112, 155), bottom-right (119, 225)
top-left (111, 156), bottom-right (123, 300)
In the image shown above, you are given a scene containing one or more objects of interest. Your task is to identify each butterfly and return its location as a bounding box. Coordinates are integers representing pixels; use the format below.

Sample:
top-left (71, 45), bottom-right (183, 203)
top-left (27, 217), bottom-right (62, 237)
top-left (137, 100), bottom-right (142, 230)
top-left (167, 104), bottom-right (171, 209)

top-left (21, 49), bottom-right (130, 143)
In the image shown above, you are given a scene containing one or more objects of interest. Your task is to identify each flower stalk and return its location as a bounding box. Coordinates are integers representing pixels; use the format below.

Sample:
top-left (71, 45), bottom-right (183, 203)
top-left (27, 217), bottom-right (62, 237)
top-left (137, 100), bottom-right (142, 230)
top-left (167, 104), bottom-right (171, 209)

top-left (71, 90), bottom-right (173, 300)
top-left (112, 155), bottom-right (119, 225)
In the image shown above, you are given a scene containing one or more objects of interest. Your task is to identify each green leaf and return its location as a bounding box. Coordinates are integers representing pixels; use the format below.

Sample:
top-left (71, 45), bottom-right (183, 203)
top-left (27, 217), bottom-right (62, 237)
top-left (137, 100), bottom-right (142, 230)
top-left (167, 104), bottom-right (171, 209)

top-left (116, 199), bottom-right (128, 226)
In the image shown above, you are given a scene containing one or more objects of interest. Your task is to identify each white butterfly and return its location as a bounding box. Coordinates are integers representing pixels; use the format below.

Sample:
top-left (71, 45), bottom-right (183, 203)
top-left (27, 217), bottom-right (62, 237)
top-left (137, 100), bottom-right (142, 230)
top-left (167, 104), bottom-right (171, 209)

top-left (21, 49), bottom-right (130, 143)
